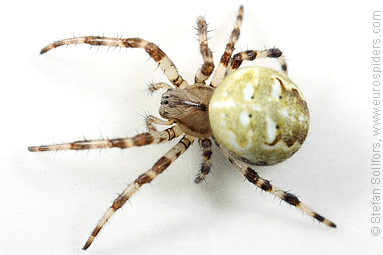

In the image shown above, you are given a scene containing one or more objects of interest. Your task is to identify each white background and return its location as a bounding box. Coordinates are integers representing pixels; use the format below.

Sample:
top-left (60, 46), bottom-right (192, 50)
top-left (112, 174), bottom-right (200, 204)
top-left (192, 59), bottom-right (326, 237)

top-left (1, 0), bottom-right (382, 254)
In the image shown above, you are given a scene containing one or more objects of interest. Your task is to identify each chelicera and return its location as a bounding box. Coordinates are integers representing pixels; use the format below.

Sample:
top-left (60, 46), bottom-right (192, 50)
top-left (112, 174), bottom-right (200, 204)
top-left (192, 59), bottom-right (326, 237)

top-left (29, 6), bottom-right (336, 250)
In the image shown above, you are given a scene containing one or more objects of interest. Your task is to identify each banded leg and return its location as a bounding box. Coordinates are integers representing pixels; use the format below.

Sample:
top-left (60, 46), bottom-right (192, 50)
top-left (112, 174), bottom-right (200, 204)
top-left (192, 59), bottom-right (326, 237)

top-left (145, 115), bottom-right (174, 131)
top-left (226, 48), bottom-right (288, 76)
top-left (217, 143), bottom-right (336, 228)
top-left (28, 125), bottom-right (183, 151)
top-left (194, 138), bottom-right (213, 183)
top-left (82, 135), bottom-right (195, 250)
top-left (210, 5), bottom-right (244, 87)
top-left (194, 17), bottom-right (214, 84)
top-left (40, 37), bottom-right (189, 88)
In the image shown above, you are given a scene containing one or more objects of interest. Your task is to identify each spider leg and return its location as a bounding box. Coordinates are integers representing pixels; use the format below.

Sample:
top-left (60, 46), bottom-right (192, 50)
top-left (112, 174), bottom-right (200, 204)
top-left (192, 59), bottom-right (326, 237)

top-left (217, 142), bottom-right (336, 228)
top-left (194, 17), bottom-right (214, 84)
top-left (147, 82), bottom-right (173, 93)
top-left (28, 125), bottom-right (182, 152)
top-left (145, 115), bottom-right (174, 131)
top-left (226, 48), bottom-right (288, 76)
top-left (82, 135), bottom-right (195, 250)
top-left (194, 138), bottom-right (213, 183)
top-left (210, 5), bottom-right (244, 87)
top-left (40, 37), bottom-right (189, 88)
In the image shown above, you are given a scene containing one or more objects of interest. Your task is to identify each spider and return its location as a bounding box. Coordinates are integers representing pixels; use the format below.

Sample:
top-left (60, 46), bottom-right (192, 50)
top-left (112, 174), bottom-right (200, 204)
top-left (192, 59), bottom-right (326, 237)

top-left (29, 6), bottom-right (336, 250)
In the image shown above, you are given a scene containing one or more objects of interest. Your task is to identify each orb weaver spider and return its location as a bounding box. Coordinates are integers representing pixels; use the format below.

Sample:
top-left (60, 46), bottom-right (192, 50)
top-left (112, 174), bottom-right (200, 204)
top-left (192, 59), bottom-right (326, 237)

top-left (29, 5), bottom-right (336, 250)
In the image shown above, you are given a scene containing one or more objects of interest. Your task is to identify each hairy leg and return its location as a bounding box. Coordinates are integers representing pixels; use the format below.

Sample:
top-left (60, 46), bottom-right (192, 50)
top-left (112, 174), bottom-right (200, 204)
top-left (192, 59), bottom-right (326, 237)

top-left (226, 48), bottom-right (288, 76)
top-left (194, 17), bottom-right (214, 84)
top-left (40, 37), bottom-right (189, 88)
top-left (194, 138), bottom-right (213, 183)
top-left (82, 135), bottom-right (195, 250)
top-left (217, 142), bottom-right (336, 228)
top-left (28, 125), bottom-right (183, 151)
top-left (210, 6), bottom-right (244, 87)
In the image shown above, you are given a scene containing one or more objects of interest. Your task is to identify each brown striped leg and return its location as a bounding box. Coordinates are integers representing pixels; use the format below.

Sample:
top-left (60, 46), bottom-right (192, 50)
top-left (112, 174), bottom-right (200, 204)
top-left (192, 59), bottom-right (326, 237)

top-left (210, 6), bottom-right (244, 87)
top-left (194, 138), bottom-right (213, 183)
top-left (40, 37), bottom-right (189, 88)
top-left (145, 115), bottom-right (174, 131)
top-left (82, 135), bottom-right (195, 250)
top-left (217, 143), bottom-right (336, 228)
top-left (194, 17), bottom-right (214, 84)
top-left (226, 48), bottom-right (288, 76)
top-left (28, 125), bottom-right (183, 152)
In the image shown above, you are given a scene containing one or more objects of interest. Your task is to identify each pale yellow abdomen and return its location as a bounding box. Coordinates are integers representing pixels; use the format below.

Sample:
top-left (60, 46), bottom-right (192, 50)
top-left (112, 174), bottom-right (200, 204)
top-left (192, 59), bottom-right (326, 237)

top-left (209, 67), bottom-right (309, 165)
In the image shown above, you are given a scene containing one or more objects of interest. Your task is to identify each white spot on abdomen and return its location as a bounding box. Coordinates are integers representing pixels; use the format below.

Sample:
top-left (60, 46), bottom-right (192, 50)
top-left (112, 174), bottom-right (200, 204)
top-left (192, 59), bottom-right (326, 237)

top-left (240, 111), bottom-right (250, 126)
top-left (210, 99), bottom-right (236, 108)
top-left (243, 85), bottom-right (254, 101)
top-left (266, 117), bottom-right (277, 143)
top-left (272, 79), bottom-right (281, 100)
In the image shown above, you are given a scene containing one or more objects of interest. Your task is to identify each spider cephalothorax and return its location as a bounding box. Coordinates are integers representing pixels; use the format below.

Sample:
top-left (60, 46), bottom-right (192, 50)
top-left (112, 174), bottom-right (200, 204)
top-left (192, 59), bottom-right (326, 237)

top-left (29, 6), bottom-right (336, 250)
top-left (159, 85), bottom-right (214, 138)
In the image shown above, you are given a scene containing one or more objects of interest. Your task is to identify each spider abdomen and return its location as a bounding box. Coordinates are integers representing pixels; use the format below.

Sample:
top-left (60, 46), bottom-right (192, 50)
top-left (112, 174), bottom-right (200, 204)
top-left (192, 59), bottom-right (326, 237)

top-left (209, 67), bottom-right (310, 165)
